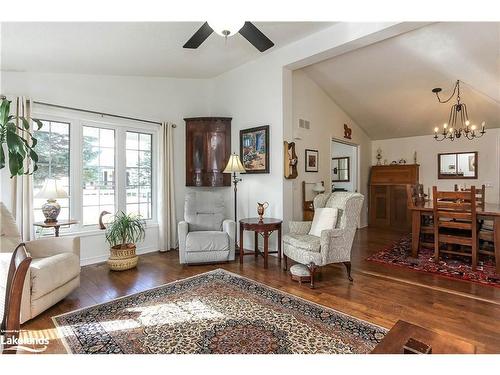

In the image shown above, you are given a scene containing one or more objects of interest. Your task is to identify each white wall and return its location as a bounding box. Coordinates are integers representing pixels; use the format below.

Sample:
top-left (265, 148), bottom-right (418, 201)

top-left (291, 70), bottom-right (370, 225)
top-left (1, 71), bottom-right (211, 264)
top-left (331, 141), bottom-right (357, 193)
top-left (372, 129), bottom-right (500, 204)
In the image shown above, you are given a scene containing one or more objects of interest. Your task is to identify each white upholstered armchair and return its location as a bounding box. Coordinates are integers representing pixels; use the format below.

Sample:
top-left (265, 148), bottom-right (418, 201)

top-left (283, 192), bottom-right (364, 288)
top-left (0, 203), bottom-right (80, 323)
top-left (178, 191), bottom-right (236, 264)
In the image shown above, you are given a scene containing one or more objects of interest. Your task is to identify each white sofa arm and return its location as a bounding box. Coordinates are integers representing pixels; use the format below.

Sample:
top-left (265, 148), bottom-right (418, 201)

top-left (289, 221), bottom-right (312, 235)
top-left (24, 236), bottom-right (80, 259)
top-left (223, 219), bottom-right (236, 258)
top-left (178, 221), bottom-right (189, 264)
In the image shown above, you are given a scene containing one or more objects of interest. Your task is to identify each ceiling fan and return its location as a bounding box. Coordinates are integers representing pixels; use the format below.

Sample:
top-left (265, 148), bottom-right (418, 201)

top-left (183, 21), bottom-right (274, 52)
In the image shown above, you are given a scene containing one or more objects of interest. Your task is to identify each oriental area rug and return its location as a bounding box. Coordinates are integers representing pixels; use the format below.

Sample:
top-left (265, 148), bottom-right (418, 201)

top-left (53, 269), bottom-right (386, 354)
top-left (366, 235), bottom-right (500, 288)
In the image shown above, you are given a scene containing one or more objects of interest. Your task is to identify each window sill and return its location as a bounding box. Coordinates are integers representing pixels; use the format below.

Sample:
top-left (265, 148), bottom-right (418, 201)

top-left (37, 222), bottom-right (159, 239)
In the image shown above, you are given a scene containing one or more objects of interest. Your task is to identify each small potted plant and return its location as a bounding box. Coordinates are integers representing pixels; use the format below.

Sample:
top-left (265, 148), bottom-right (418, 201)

top-left (105, 212), bottom-right (146, 271)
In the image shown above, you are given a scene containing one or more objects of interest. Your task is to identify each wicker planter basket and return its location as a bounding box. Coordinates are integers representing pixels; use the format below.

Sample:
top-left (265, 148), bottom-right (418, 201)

top-left (107, 243), bottom-right (138, 271)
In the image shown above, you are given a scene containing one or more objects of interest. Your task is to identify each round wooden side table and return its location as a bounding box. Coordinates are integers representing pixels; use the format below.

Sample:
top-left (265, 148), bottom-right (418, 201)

top-left (239, 218), bottom-right (282, 269)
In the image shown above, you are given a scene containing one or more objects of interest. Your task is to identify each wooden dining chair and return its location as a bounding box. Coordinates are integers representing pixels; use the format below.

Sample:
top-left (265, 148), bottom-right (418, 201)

top-left (454, 184), bottom-right (495, 262)
top-left (1, 243), bottom-right (32, 354)
top-left (433, 186), bottom-right (478, 270)
top-left (454, 184), bottom-right (485, 210)
top-left (406, 184), bottom-right (433, 250)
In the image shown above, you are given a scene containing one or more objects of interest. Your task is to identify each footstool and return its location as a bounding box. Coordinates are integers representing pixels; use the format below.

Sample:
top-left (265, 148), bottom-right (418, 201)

top-left (289, 264), bottom-right (311, 285)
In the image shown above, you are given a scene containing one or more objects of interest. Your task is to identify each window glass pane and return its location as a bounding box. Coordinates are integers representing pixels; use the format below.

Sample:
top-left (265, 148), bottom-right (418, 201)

top-left (126, 131), bottom-right (153, 219)
top-left (126, 203), bottom-right (140, 216)
top-left (83, 126), bottom-right (99, 146)
top-left (126, 132), bottom-right (139, 150)
top-left (100, 148), bottom-right (115, 168)
top-left (82, 126), bottom-right (115, 225)
top-left (100, 128), bottom-right (115, 148)
top-left (127, 188), bottom-right (139, 204)
top-left (33, 120), bottom-right (71, 225)
top-left (126, 150), bottom-right (138, 167)
top-left (139, 133), bottom-right (151, 151)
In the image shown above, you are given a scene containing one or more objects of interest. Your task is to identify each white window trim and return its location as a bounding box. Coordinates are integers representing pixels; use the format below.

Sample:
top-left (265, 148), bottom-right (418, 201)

top-left (32, 105), bottom-right (160, 235)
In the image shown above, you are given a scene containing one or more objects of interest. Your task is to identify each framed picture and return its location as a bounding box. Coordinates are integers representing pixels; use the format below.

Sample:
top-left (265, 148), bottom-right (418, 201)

top-left (305, 149), bottom-right (319, 172)
top-left (240, 125), bottom-right (270, 174)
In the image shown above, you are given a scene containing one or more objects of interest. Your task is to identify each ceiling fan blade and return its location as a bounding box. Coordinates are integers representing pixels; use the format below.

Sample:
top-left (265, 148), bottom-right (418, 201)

top-left (183, 22), bottom-right (214, 49)
top-left (239, 22), bottom-right (274, 52)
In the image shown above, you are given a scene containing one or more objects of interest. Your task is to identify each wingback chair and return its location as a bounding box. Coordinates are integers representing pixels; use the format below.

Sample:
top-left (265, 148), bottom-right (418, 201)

top-left (283, 192), bottom-right (364, 288)
top-left (0, 202), bottom-right (80, 323)
top-left (178, 191), bottom-right (236, 264)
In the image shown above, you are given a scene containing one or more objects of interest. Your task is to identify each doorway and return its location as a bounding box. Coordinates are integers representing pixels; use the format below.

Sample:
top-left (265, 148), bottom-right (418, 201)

top-left (331, 139), bottom-right (358, 193)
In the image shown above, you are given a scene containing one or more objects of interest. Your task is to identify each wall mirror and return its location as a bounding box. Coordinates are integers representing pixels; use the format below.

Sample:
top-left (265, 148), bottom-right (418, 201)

top-left (438, 151), bottom-right (477, 179)
top-left (332, 157), bottom-right (350, 182)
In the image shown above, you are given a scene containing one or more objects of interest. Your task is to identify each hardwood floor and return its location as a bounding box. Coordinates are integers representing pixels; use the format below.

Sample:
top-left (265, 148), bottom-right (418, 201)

top-left (20, 227), bottom-right (500, 354)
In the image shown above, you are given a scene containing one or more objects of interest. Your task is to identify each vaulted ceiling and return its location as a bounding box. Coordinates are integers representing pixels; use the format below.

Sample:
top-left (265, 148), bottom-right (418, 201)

top-left (1, 22), bottom-right (332, 78)
top-left (303, 22), bottom-right (500, 139)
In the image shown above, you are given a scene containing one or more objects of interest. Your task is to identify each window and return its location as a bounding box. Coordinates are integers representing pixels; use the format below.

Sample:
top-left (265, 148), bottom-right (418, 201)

top-left (31, 111), bottom-right (157, 233)
top-left (82, 126), bottom-right (116, 225)
top-left (126, 132), bottom-right (152, 219)
top-left (33, 120), bottom-right (70, 224)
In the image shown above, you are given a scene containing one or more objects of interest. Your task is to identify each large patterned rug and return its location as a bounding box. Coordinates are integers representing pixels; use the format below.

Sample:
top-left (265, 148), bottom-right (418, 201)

top-left (366, 235), bottom-right (500, 288)
top-left (53, 269), bottom-right (386, 354)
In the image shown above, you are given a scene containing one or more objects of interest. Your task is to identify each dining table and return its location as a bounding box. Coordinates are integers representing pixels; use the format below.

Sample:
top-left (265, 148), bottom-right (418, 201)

top-left (409, 201), bottom-right (500, 273)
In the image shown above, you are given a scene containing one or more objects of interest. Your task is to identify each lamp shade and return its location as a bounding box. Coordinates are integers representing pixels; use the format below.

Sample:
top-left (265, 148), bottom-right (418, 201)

top-left (35, 178), bottom-right (69, 200)
top-left (312, 182), bottom-right (325, 193)
top-left (223, 153), bottom-right (246, 174)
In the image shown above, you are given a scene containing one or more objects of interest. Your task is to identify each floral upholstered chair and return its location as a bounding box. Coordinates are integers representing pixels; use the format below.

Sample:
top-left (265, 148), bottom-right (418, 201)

top-left (283, 192), bottom-right (364, 288)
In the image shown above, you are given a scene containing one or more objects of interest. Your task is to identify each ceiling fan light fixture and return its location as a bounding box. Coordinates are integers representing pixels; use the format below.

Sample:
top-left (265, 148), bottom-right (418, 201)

top-left (208, 21), bottom-right (245, 37)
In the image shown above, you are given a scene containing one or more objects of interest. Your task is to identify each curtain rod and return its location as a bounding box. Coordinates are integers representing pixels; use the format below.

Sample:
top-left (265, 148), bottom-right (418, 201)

top-left (33, 101), bottom-right (176, 127)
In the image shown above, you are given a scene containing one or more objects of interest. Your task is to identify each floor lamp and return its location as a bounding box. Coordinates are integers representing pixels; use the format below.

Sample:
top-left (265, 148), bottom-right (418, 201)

top-left (223, 153), bottom-right (246, 249)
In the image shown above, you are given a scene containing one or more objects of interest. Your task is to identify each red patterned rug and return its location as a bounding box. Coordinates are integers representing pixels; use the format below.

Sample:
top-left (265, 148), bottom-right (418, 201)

top-left (366, 235), bottom-right (500, 288)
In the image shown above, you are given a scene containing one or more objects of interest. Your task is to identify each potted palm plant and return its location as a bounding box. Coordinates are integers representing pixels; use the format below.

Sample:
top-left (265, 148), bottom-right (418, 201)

top-left (105, 212), bottom-right (146, 271)
top-left (0, 96), bottom-right (43, 177)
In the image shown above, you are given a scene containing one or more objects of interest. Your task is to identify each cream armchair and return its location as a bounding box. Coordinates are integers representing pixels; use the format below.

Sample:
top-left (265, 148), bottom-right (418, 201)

top-left (283, 192), bottom-right (364, 288)
top-left (178, 191), bottom-right (235, 264)
top-left (0, 203), bottom-right (80, 323)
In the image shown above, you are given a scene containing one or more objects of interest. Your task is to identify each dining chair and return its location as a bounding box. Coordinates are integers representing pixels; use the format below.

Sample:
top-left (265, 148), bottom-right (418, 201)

top-left (1, 243), bottom-right (32, 354)
top-left (454, 184), bottom-right (495, 261)
top-left (406, 184), bottom-right (433, 250)
top-left (433, 186), bottom-right (478, 270)
top-left (454, 184), bottom-right (485, 210)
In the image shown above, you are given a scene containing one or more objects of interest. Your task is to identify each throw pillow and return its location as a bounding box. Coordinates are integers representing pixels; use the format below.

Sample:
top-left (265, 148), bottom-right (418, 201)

top-left (309, 207), bottom-right (338, 237)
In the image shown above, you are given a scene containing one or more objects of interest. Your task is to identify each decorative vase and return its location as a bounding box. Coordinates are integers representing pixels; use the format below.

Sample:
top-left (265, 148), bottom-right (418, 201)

top-left (376, 148), bottom-right (382, 165)
top-left (41, 199), bottom-right (61, 222)
top-left (107, 243), bottom-right (138, 271)
top-left (257, 202), bottom-right (269, 222)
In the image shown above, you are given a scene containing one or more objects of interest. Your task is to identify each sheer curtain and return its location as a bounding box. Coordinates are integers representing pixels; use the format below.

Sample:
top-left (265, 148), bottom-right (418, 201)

top-left (10, 96), bottom-right (35, 241)
top-left (158, 121), bottom-right (177, 251)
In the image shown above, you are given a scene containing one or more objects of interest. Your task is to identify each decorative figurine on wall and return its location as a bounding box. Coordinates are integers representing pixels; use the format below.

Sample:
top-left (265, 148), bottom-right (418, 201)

top-left (376, 148), bottom-right (382, 165)
top-left (284, 141), bottom-right (298, 179)
top-left (343, 124), bottom-right (352, 140)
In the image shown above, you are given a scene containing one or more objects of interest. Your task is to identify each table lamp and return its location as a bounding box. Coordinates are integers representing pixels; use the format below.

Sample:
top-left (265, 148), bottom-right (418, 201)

top-left (312, 182), bottom-right (325, 194)
top-left (223, 153), bottom-right (246, 224)
top-left (35, 178), bottom-right (69, 223)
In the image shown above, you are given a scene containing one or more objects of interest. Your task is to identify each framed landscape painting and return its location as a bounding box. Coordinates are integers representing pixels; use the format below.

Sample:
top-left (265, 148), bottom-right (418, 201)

top-left (305, 149), bottom-right (319, 172)
top-left (240, 125), bottom-right (270, 174)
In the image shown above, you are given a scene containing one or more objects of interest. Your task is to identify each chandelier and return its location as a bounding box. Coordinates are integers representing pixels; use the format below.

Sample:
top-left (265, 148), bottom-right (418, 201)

top-left (432, 80), bottom-right (486, 141)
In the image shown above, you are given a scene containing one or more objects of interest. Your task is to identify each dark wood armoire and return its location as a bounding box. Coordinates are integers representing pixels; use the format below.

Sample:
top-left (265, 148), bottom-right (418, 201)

top-left (369, 164), bottom-right (419, 229)
top-left (185, 117), bottom-right (232, 187)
